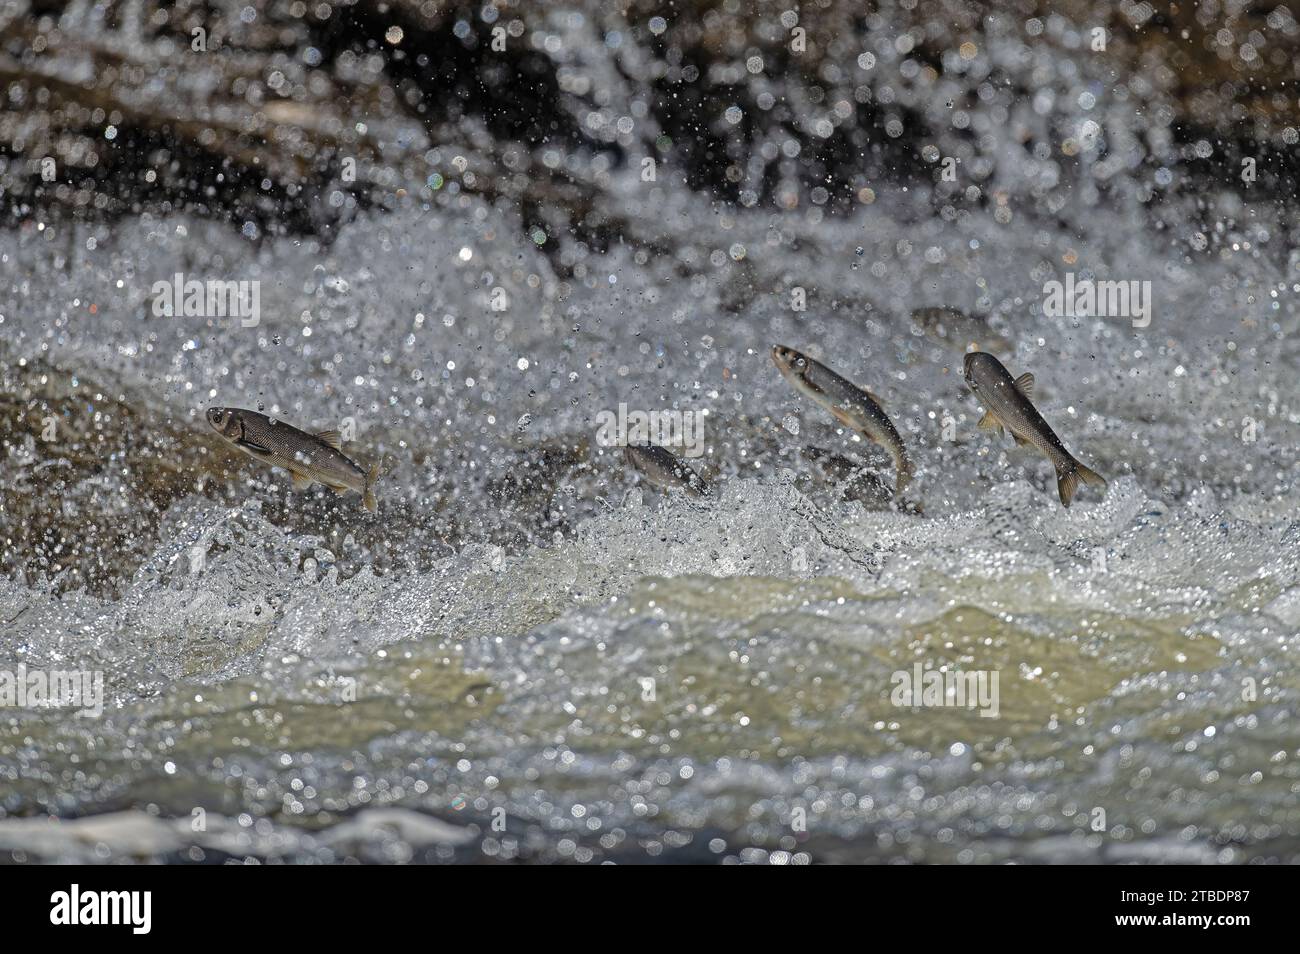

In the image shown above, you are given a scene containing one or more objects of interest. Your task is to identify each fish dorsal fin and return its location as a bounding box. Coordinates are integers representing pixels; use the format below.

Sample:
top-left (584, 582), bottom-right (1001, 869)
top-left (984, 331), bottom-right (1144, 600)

top-left (977, 410), bottom-right (1003, 433)
top-left (865, 390), bottom-right (886, 407)
top-left (1013, 372), bottom-right (1034, 398)
top-left (315, 429), bottom-right (343, 450)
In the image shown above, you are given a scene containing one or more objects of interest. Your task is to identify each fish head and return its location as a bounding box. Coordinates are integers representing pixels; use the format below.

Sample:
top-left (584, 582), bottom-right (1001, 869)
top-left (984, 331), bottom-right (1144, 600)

top-left (963, 350), bottom-right (993, 390)
top-left (205, 406), bottom-right (243, 440)
top-left (771, 345), bottom-right (811, 383)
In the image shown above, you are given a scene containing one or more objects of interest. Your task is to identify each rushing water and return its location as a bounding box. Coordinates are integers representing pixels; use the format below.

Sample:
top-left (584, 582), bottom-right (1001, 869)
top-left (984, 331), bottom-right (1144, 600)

top-left (2, 185), bottom-right (1297, 863)
top-left (3, 2), bottom-right (1300, 864)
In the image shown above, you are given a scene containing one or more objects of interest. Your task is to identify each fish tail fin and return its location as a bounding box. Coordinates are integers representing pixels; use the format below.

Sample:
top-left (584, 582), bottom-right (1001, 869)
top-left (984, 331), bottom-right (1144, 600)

top-left (1078, 461), bottom-right (1107, 489)
top-left (363, 461), bottom-right (380, 513)
top-left (1055, 457), bottom-right (1106, 508)
top-left (894, 452), bottom-right (915, 496)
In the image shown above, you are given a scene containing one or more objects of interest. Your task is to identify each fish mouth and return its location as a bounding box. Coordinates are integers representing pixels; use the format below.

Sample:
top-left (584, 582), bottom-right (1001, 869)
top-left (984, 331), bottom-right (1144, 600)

top-left (771, 345), bottom-right (806, 379)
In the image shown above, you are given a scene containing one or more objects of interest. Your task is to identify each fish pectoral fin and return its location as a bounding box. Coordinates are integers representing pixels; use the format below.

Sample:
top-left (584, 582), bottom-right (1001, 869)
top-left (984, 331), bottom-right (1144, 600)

top-left (323, 482), bottom-right (350, 495)
top-left (1010, 431), bottom-right (1031, 447)
top-left (363, 462), bottom-right (380, 513)
top-left (289, 469), bottom-right (314, 490)
top-left (1013, 372), bottom-right (1035, 398)
top-left (976, 410), bottom-right (1003, 434)
top-left (237, 438), bottom-right (274, 456)
top-left (315, 429), bottom-right (343, 450)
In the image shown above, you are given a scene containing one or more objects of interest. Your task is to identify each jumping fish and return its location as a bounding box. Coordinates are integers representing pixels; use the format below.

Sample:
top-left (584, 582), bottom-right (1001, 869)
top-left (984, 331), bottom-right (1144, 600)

top-left (205, 406), bottom-right (380, 511)
top-left (962, 351), bottom-right (1105, 507)
top-left (910, 306), bottom-right (1010, 352)
top-left (623, 443), bottom-right (708, 496)
top-left (771, 345), bottom-right (914, 495)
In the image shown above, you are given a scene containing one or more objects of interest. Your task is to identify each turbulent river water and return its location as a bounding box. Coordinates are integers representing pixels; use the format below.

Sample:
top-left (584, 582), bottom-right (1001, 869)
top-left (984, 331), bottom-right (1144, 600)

top-left (2, 178), bottom-right (1297, 863)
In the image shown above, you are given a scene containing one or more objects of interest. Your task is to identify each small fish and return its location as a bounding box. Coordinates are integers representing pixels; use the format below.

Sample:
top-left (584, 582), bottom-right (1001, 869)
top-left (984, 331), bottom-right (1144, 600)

top-left (623, 443), bottom-right (708, 496)
top-left (771, 345), bottom-right (914, 495)
top-left (911, 306), bottom-right (1009, 352)
top-left (963, 351), bottom-right (1105, 508)
top-left (205, 406), bottom-right (380, 511)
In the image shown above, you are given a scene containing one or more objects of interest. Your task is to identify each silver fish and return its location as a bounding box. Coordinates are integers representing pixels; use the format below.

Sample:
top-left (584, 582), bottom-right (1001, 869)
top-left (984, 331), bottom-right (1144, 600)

top-left (771, 345), bottom-right (914, 494)
top-left (623, 444), bottom-right (708, 496)
top-left (963, 351), bottom-right (1105, 508)
top-left (205, 406), bottom-right (380, 511)
top-left (911, 306), bottom-right (1009, 352)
